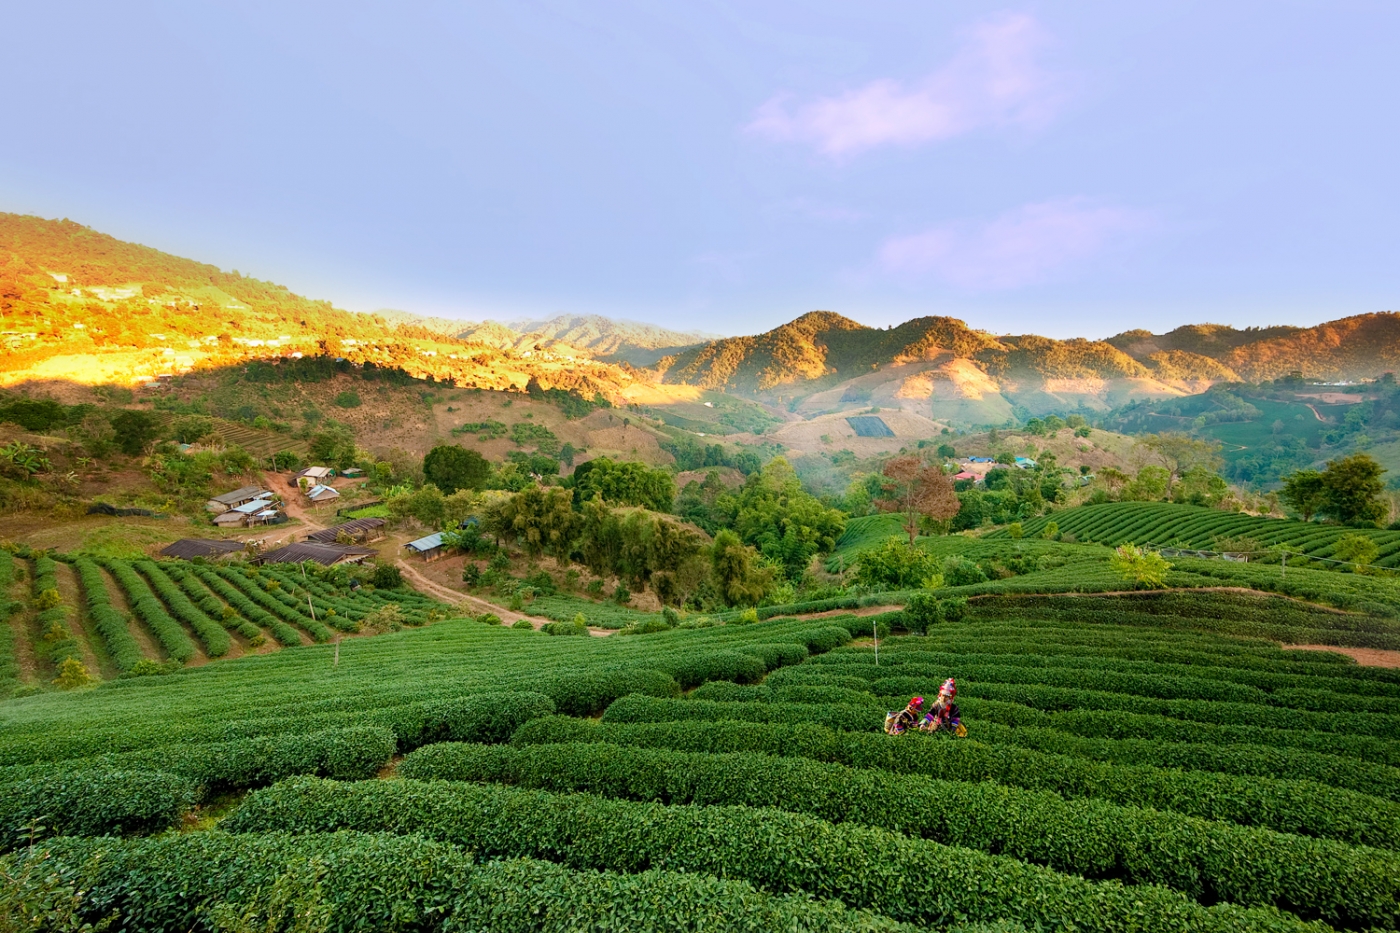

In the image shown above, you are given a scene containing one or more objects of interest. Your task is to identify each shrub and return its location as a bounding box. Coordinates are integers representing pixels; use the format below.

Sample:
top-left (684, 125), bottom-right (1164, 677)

top-left (799, 626), bottom-right (852, 655)
top-left (0, 770), bottom-right (197, 849)
top-left (510, 618), bottom-right (533, 630)
top-left (418, 692), bottom-right (556, 745)
top-left (396, 743), bottom-right (1396, 931)
top-left (1110, 544), bottom-right (1172, 589)
top-left (51, 657), bottom-right (95, 689)
top-left (736, 642), bottom-right (808, 669)
top-left (665, 651), bottom-right (767, 689)
top-left (478, 612), bottom-right (502, 625)
top-left (370, 564), bottom-right (402, 589)
top-left (942, 556), bottom-right (988, 587)
top-left (19, 832), bottom-right (910, 933)
top-left (903, 591), bottom-right (942, 633)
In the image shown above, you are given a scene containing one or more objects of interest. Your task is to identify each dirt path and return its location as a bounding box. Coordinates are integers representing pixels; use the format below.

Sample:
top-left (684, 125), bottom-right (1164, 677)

top-left (53, 562), bottom-right (108, 678)
top-left (259, 470), bottom-right (333, 537)
top-left (1285, 645), bottom-right (1400, 668)
top-left (1304, 403), bottom-right (1326, 423)
top-left (99, 565), bottom-right (166, 663)
top-left (395, 559), bottom-right (611, 634)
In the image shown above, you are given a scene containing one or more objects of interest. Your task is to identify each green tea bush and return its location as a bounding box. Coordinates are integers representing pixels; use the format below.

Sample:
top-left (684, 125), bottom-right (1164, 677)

top-left (736, 642), bottom-right (809, 669)
top-left (395, 743), bottom-right (1398, 929)
top-left (0, 769), bottom-right (196, 849)
top-left (417, 691), bottom-right (555, 745)
top-left (799, 625), bottom-right (853, 654)
top-left (1, 726), bottom-right (395, 794)
top-left (514, 716), bottom-right (1400, 849)
top-left (19, 831), bottom-right (918, 933)
top-left (227, 776), bottom-right (1353, 933)
top-left (664, 650), bottom-right (767, 689)
top-left (102, 559), bottom-right (196, 662)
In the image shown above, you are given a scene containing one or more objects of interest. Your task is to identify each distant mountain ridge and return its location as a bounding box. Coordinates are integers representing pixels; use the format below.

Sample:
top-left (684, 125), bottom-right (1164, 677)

top-left (659, 310), bottom-right (1400, 423)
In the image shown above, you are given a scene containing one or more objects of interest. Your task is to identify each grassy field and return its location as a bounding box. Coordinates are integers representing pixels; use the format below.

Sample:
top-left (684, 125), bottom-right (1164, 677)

top-left (2, 598), bottom-right (1398, 931)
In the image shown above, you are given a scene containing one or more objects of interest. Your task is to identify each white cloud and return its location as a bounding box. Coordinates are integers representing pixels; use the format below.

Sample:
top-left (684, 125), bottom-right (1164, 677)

top-left (747, 13), bottom-right (1064, 158)
top-left (877, 198), bottom-right (1150, 290)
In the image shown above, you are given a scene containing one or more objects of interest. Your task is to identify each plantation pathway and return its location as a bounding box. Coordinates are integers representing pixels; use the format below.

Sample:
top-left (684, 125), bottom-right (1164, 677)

top-left (98, 564), bottom-right (167, 665)
top-left (1304, 403), bottom-right (1326, 422)
top-left (1286, 645), bottom-right (1400, 668)
top-left (53, 561), bottom-right (108, 679)
top-left (963, 585), bottom-right (1358, 614)
top-left (394, 560), bottom-right (613, 635)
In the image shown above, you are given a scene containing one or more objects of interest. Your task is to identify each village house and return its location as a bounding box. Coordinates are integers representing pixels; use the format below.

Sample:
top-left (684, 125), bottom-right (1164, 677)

top-left (404, 532), bottom-right (446, 562)
top-left (205, 485), bottom-right (272, 513)
top-left (305, 517), bottom-right (387, 545)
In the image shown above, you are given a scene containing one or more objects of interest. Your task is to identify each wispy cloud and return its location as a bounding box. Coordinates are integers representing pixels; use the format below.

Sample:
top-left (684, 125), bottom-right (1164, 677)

top-left (747, 13), bottom-right (1065, 158)
top-left (876, 198), bottom-right (1151, 290)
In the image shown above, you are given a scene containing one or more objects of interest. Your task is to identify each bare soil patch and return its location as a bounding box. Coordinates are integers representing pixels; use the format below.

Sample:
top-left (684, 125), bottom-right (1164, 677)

top-left (1284, 645), bottom-right (1400, 668)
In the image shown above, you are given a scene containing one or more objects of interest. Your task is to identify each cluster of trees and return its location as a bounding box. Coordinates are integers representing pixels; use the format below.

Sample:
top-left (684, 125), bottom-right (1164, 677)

top-left (1280, 454), bottom-right (1389, 526)
top-left (676, 458), bottom-right (846, 581)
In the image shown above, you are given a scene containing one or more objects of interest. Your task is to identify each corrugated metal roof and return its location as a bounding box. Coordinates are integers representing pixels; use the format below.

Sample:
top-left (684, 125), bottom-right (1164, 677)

top-left (404, 532), bottom-right (445, 552)
top-left (254, 542), bottom-right (377, 565)
top-left (306, 518), bottom-right (387, 543)
top-left (307, 484), bottom-right (340, 499)
top-left (209, 485), bottom-right (268, 505)
top-left (160, 539), bottom-right (246, 560)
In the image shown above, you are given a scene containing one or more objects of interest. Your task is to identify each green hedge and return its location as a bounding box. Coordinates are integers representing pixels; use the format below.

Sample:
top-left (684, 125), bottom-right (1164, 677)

top-left (0, 769), bottom-right (196, 849)
top-left (602, 693), bottom-right (879, 732)
top-left (74, 559), bottom-right (145, 671)
top-left (396, 742), bottom-right (1396, 929)
top-left (736, 642), bottom-right (809, 668)
top-left (768, 667), bottom-right (1400, 767)
top-left (0, 726), bottom-right (394, 794)
top-left (31, 556), bottom-right (82, 668)
top-left (17, 831), bottom-right (920, 933)
top-left (511, 717), bottom-right (1400, 850)
top-left (135, 560), bottom-right (231, 656)
top-left (102, 559), bottom-right (196, 662)
top-left (663, 650), bottom-right (767, 688)
top-left (194, 566), bottom-right (303, 646)
top-left (227, 775), bottom-right (1351, 932)
top-left (416, 691), bottom-right (556, 745)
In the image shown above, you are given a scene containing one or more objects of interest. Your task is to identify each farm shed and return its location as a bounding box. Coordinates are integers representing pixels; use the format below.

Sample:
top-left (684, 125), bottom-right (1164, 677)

top-left (305, 517), bottom-right (387, 545)
top-left (304, 484), bottom-right (341, 503)
top-left (952, 471), bottom-right (978, 482)
top-left (404, 532), bottom-right (446, 562)
top-left (160, 539), bottom-right (246, 560)
top-left (254, 542), bottom-right (377, 566)
top-left (205, 485), bottom-right (271, 513)
top-left (290, 466), bottom-right (334, 487)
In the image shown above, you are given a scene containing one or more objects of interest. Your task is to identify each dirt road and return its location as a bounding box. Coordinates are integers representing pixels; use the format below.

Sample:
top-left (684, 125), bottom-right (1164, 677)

top-left (393, 559), bottom-right (613, 633)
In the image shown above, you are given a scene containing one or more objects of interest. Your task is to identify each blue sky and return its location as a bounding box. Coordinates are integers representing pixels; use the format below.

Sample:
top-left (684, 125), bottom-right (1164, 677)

top-left (3, 1), bottom-right (1397, 338)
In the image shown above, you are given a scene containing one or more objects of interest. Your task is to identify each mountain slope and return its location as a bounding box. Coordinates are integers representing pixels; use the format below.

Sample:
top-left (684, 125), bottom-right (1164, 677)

top-left (1109, 314), bottom-right (1400, 382)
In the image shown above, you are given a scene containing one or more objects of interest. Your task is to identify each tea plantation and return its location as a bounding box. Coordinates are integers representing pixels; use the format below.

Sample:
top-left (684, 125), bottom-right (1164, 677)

top-left (2, 588), bottom-right (1399, 932)
top-left (994, 501), bottom-right (1400, 566)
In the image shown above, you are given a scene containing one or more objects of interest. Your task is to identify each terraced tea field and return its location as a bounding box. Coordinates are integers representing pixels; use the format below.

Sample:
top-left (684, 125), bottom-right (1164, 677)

top-left (996, 501), bottom-right (1400, 566)
top-left (1, 553), bottom-right (448, 688)
top-left (2, 592), bottom-right (1398, 931)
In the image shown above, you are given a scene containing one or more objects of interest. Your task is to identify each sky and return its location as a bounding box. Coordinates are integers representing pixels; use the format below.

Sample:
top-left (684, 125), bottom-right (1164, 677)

top-left (3, 1), bottom-right (1398, 339)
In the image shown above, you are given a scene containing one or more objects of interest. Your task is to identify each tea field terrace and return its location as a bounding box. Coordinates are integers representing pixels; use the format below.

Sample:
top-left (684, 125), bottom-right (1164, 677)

top-left (3, 599), bottom-right (1400, 931)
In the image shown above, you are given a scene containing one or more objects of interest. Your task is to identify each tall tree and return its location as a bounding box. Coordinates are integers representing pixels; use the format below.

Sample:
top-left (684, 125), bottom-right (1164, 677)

top-left (1320, 453), bottom-right (1388, 526)
top-left (876, 456), bottom-right (960, 546)
top-left (1280, 469), bottom-right (1327, 522)
top-left (110, 409), bottom-right (160, 456)
top-left (710, 530), bottom-right (775, 607)
top-left (423, 445), bottom-right (491, 494)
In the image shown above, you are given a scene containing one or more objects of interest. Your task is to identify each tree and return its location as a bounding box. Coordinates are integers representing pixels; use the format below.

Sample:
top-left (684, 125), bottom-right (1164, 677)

top-left (490, 486), bottom-right (578, 559)
top-left (309, 425), bottom-right (357, 469)
top-left (936, 443), bottom-right (956, 460)
top-left (854, 537), bottom-right (941, 589)
top-left (171, 414), bottom-right (215, 444)
top-left (1333, 533), bottom-right (1380, 572)
top-left (875, 456), bottom-right (960, 546)
top-left (1320, 453), bottom-right (1388, 526)
top-left (370, 564), bottom-right (403, 589)
top-left (724, 457), bottom-right (846, 580)
top-left (1110, 544), bottom-right (1172, 588)
top-left (110, 410), bottom-right (160, 456)
top-left (1136, 433), bottom-right (1223, 484)
top-left (423, 445), bottom-right (491, 494)
top-left (710, 529), bottom-right (776, 607)
top-left (571, 457), bottom-right (674, 512)
top-left (1280, 469), bottom-right (1327, 521)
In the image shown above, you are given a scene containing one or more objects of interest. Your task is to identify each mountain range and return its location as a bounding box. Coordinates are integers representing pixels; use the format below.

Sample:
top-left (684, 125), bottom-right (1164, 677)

top-left (3, 211), bottom-right (1398, 429)
top-left (658, 310), bottom-right (1400, 424)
